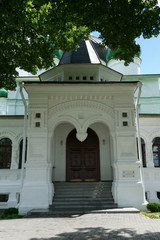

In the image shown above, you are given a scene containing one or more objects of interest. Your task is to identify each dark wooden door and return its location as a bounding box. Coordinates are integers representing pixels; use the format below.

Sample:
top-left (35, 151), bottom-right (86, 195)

top-left (66, 128), bottom-right (100, 181)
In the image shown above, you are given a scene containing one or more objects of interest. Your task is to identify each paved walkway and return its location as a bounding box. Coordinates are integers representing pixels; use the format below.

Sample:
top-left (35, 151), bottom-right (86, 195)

top-left (0, 213), bottom-right (160, 240)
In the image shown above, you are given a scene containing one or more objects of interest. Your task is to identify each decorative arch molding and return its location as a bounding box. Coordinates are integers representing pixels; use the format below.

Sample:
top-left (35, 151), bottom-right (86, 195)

top-left (15, 132), bottom-right (25, 144)
top-left (49, 100), bottom-right (114, 119)
top-left (149, 129), bottom-right (160, 143)
top-left (49, 112), bottom-right (113, 142)
top-left (49, 115), bottom-right (81, 135)
top-left (0, 130), bottom-right (17, 143)
top-left (139, 129), bottom-right (149, 144)
top-left (82, 116), bottom-right (113, 133)
top-left (49, 99), bottom-right (114, 135)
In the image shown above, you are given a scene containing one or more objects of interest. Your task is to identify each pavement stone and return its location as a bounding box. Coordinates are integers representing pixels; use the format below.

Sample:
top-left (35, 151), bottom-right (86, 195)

top-left (0, 213), bottom-right (160, 240)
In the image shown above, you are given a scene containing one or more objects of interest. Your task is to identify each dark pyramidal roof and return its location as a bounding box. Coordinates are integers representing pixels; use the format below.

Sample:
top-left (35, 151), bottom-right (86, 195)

top-left (59, 36), bottom-right (108, 65)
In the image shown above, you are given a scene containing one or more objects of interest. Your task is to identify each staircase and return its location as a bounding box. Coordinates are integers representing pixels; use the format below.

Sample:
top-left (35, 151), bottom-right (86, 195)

top-left (49, 181), bottom-right (117, 214)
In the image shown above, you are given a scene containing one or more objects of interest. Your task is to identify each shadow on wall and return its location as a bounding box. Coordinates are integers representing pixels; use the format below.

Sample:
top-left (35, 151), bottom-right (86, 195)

top-left (30, 227), bottom-right (160, 240)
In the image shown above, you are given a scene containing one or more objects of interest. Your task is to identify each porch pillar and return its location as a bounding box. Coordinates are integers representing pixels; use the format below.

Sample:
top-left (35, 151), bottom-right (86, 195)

top-left (19, 109), bottom-right (53, 215)
top-left (11, 143), bottom-right (19, 169)
top-left (146, 140), bottom-right (154, 167)
top-left (113, 107), bottom-right (147, 210)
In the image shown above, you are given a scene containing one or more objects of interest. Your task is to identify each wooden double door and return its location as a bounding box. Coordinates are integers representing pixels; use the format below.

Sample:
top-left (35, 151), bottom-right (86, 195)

top-left (66, 128), bottom-right (100, 182)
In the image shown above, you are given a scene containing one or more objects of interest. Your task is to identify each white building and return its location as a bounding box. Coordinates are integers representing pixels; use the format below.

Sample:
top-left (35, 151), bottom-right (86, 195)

top-left (0, 36), bottom-right (160, 214)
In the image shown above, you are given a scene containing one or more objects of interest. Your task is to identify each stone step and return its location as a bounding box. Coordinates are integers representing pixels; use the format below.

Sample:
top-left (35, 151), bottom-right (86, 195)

top-left (51, 203), bottom-right (117, 208)
top-left (54, 188), bottom-right (112, 193)
top-left (52, 200), bottom-right (114, 205)
top-left (54, 182), bottom-right (112, 185)
top-left (54, 191), bottom-right (112, 195)
top-left (28, 206), bottom-right (139, 217)
top-left (55, 188), bottom-right (111, 191)
top-left (51, 204), bottom-right (115, 209)
top-left (54, 184), bottom-right (112, 188)
top-left (49, 181), bottom-right (117, 214)
top-left (55, 191), bottom-right (110, 196)
top-left (54, 195), bottom-right (112, 199)
top-left (55, 188), bottom-right (111, 192)
top-left (53, 197), bottom-right (113, 201)
top-left (54, 188), bottom-right (112, 192)
top-left (54, 181), bottom-right (112, 185)
top-left (54, 186), bottom-right (112, 189)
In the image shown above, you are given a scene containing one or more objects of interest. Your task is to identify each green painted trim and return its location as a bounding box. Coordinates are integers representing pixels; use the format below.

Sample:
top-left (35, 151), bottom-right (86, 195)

top-left (139, 113), bottom-right (160, 115)
top-left (139, 114), bottom-right (160, 118)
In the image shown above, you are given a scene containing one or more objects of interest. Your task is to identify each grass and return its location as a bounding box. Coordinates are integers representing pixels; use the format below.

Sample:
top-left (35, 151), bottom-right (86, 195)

top-left (141, 211), bottom-right (160, 219)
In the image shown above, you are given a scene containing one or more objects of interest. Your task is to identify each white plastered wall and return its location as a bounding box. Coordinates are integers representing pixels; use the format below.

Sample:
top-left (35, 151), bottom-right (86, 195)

top-left (139, 117), bottom-right (160, 203)
top-left (0, 118), bottom-right (24, 208)
top-left (53, 123), bottom-right (74, 182)
top-left (107, 57), bottom-right (141, 75)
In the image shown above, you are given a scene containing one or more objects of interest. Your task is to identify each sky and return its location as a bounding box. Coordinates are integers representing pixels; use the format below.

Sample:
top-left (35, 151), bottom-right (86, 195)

top-left (136, 35), bottom-right (160, 74)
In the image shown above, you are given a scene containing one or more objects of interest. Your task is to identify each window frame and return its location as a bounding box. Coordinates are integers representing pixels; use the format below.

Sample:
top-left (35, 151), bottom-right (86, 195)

top-left (136, 137), bottom-right (146, 168)
top-left (0, 138), bottom-right (12, 169)
top-left (19, 138), bottom-right (28, 169)
top-left (152, 137), bottom-right (160, 167)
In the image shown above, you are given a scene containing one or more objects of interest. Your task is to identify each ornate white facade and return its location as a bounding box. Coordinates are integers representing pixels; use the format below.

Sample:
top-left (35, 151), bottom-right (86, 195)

top-left (0, 37), bottom-right (160, 214)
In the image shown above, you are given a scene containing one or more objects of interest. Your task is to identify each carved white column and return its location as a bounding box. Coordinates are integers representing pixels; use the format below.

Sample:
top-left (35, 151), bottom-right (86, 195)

top-left (11, 143), bottom-right (19, 169)
top-left (110, 131), bottom-right (118, 202)
top-left (146, 140), bottom-right (154, 168)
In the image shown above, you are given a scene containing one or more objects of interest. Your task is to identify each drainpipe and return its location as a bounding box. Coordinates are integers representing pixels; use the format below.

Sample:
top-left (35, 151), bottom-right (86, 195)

top-left (135, 82), bottom-right (146, 203)
top-left (18, 82), bottom-right (28, 207)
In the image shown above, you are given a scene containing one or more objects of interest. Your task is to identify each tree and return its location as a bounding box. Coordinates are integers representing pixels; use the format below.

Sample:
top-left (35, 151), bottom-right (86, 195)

top-left (0, 0), bottom-right (160, 89)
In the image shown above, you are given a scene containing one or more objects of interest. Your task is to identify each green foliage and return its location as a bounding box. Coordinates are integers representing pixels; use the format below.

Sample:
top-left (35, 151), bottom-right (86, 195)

top-left (3, 207), bottom-right (18, 216)
top-left (0, 213), bottom-right (22, 219)
top-left (147, 202), bottom-right (160, 212)
top-left (0, 208), bottom-right (22, 219)
top-left (0, 0), bottom-right (160, 89)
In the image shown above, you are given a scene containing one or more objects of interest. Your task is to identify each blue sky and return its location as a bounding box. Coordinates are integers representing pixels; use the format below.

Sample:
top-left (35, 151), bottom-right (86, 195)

top-left (138, 0), bottom-right (160, 74)
top-left (136, 35), bottom-right (160, 74)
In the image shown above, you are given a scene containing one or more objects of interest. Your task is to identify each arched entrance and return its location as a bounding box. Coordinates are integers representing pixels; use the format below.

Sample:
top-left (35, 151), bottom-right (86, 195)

top-left (66, 128), bottom-right (100, 182)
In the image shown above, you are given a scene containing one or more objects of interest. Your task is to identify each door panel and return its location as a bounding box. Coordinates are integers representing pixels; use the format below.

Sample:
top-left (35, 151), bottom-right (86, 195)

top-left (83, 149), bottom-right (97, 181)
top-left (66, 128), bottom-right (100, 182)
top-left (70, 150), bottom-right (82, 167)
top-left (69, 149), bottom-right (82, 181)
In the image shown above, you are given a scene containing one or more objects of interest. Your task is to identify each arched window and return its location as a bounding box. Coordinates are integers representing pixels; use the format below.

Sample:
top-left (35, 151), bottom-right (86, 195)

top-left (0, 138), bottom-right (12, 169)
top-left (19, 138), bottom-right (27, 169)
top-left (136, 138), bottom-right (146, 167)
top-left (152, 137), bottom-right (160, 167)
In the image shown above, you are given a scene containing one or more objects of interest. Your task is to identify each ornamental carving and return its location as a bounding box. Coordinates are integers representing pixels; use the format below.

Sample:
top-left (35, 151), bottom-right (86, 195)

top-left (149, 129), bottom-right (160, 142)
top-left (122, 170), bottom-right (135, 178)
top-left (49, 100), bottom-right (114, 118)
top-left (49, 95), bottom-right (113, 101)
top-left (76, 132), bottom-right (88, 142)
top-left (0, 129), bottom-right (16, 141)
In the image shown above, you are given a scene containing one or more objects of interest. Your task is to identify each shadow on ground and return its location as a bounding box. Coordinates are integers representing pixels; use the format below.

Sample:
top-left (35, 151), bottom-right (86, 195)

top-left (30, 227), bottom-right (160, 240)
